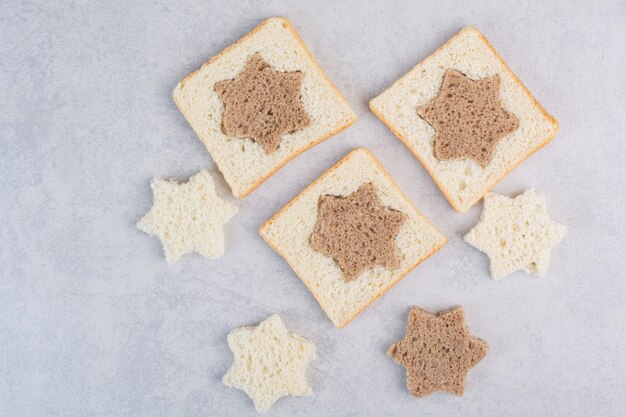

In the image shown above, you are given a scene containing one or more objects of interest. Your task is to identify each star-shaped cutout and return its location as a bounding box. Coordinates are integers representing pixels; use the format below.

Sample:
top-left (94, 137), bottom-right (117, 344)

top-left (387, 306), bottom-right (488, 397)
top-left (137, 171), bottom-right (237, 264)
top-left (418, 69), bottom-right (519, 166)
top-left (310, 183), bottom-right (407, 281)
top-left (222, 314), bottom-right (317, 413)
top-left (214, 53), bottom-right (312, 154)
top-left (464, 189), bottom-right (567, 279)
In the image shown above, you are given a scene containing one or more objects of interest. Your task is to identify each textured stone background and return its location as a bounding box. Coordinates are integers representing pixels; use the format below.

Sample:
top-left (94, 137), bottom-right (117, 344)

top-left (1, 1), bottom-right (625, 416)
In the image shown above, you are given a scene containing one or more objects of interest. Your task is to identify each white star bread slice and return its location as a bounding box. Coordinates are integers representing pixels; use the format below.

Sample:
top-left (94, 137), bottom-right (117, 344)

top-left (464, 189), bottom-right (566, 279)
top-left (137, 170), bottom-right (237, 264)
top-left (223, 314), bottom-right (317, 413)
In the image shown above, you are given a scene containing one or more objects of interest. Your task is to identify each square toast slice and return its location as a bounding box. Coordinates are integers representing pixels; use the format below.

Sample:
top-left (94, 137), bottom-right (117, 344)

top-left (260, 148), bottom-right (446, 328)
top-left (370, 27), bottom-right (559, 212)
top-left (174, 17), bottom-right (356, 198)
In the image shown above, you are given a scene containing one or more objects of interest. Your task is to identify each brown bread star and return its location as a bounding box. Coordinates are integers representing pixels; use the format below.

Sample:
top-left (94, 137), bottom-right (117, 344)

top-left (388, 306), bottom-right (489, 397)
top-left (214, 53), bottom-right (312, 154)
top-left (418, 69), bottom-right (519, 166)
top-left (310, 183), bottom-right (407, 282)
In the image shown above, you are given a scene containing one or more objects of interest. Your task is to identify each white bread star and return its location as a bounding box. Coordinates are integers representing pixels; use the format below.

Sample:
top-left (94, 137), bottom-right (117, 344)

top-left (137, 171), bottom-right (237, 264)
top-left (464, 189), bottom-right (566, 279)
top-left (223, 314), bottom-right (316, 413)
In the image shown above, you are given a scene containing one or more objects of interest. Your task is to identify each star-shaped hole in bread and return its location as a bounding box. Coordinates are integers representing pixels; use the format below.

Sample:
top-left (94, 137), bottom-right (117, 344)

top-left (137, 171), bottom-right (237, 264)
top-left (418, 69), bottom-right (519, 166)
top-left (310, 183), bottom-right (407, 282)
top-left (222, 314), bottom-right (317, 414)
top-left (388, 306), bottom-right (488, 397)
top-left (214, 53), bottom-right (312, 154)
top-left (464, 189), bottom-right (567, 279)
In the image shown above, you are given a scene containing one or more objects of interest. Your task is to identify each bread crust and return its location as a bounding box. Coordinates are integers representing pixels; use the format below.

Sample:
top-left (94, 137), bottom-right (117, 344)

top-left (369, 27), bottom-right (559, 212)
top-left (259, 147), bottom-right (446, 328)
top-left (173, 17), bottom-right (357, 199)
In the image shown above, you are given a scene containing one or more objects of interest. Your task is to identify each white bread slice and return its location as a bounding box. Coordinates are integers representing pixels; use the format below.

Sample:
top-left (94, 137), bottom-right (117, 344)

top-left (259, 148), bottom-right (446, 328)
top-left (173, 17), bottom-right (356, 198)
top-left (464, 189), bottom-right (567, 279)
top-left (223, 314), bottom-right (317, 414)
top-left (137, 170), bottom-right (237, 264)
top-left (370, 27), bottom-right (559, 212)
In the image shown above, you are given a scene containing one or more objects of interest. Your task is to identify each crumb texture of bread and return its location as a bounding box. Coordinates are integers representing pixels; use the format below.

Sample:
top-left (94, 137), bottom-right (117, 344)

top-left (136, 171), bottom-right (238, 264)
top-left (418, 69), bottom-right (519, 166)
top-left (464, 189), bottom-right (567, 279)
top-left (222, 314), bottom-right (317, 414)
top-left (309, 183), bottom-right (407, 282)
top-left (174, 17), bottom-right (356, 198)
top-left (370, 27), bottom-right (558, 212)
top-left (214, 53), bottom-right (311, 154)
top-left (387, 306), bottom-right (488, 397)
top-left (259, 148), bottom-right (446, 328)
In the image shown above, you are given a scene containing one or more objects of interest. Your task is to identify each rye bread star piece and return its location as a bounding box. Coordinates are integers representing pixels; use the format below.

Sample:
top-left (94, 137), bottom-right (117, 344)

top-left (215, 53), bottom-right (312, 154)
top-left (310, 183), bottom-right (407, 281)
top-left (388, 306), bottom-right (488, 397)
top-left (418, 69), bottom-right (519, 166)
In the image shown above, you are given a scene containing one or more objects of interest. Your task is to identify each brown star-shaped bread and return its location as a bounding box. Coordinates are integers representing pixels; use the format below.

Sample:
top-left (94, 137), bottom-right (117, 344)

top-left (387, 306), bottom-right (488, 397)
top-left (418, 69), bottom-right (519, 166)
top-left (214, 53), bottom-right (312, 154)
top-left (310, 183), bottom-right (407, 282)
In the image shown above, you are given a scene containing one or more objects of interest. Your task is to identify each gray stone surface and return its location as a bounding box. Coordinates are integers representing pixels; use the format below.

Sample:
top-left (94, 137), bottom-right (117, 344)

top-left (1, 1), bottom-right (625, 416)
